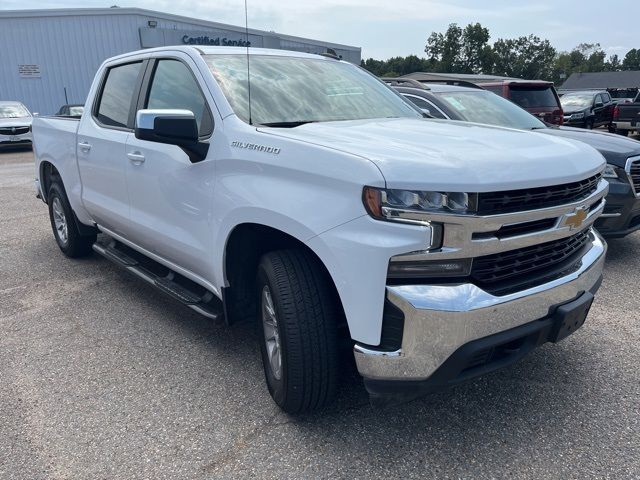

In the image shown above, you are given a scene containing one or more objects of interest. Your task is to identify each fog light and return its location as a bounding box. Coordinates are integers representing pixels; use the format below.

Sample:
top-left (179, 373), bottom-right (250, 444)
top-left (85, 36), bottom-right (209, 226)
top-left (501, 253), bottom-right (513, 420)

top-left (387, 257), bottom-right (472, 279)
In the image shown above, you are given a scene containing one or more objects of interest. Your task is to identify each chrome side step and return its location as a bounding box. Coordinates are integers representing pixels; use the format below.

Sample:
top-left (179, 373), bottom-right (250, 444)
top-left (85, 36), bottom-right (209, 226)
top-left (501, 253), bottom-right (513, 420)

top-left (92, 239), bottom-right (223, 321)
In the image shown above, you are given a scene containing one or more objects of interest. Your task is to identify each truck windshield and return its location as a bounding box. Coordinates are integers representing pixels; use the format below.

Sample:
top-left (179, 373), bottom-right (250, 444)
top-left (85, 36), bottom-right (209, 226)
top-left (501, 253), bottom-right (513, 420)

top-left (204, 54), bottom-right (420, 126)
top-left (0, 103), bottom-right (30, 118)
top-left (435, 90), bottom-right (546, 130)
top-left (560, 94), bottom-right (593, 108)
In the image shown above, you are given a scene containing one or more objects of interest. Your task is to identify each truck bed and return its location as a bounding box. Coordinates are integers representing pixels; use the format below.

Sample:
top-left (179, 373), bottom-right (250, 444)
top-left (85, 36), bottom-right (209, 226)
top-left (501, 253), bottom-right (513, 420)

top-left (32, 116), bottom-right (81, 202)
top-left (616, 103), bottom-right (640, 123)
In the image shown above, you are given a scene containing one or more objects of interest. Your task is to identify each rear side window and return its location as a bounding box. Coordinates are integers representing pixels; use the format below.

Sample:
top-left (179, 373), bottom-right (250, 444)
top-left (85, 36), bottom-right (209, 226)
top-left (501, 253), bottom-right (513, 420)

top-left (509, 87), bottom-right (558, 108)
top-left (403, 95), bottom-right (447, 119)
top-left (96, 62), bottom-right (143, 128)
top-left (483, 85), bottom-right (504, 96)
top-left (146, 59), bottom-right (213, 137)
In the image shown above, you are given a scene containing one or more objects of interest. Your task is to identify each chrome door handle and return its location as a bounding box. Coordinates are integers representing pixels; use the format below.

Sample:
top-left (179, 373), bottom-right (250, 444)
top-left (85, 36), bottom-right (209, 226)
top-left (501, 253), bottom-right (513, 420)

top-left (127, 152), bottom-right (145, 164)
top-left (78, 141), bottom-right (92, 152)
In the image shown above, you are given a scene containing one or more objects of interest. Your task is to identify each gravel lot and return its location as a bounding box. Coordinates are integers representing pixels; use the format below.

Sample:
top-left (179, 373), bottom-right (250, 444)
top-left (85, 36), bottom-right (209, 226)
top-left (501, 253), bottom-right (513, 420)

top-left (1, 147), bottom-right (639, 479)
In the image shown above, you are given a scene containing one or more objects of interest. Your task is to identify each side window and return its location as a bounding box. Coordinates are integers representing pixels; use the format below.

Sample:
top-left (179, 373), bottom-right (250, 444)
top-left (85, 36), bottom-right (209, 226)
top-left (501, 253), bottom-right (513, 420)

top-left (405, 95), bottom-right (430, 109)
top-left (146, 59), bottom-right (213, 137)
top-left (405, 96), bottom-right (447, 119)
top-left (602, 92), bottom-right (611, 103)
top-left (484, 85), bottom-right (503, 96)
top-left (595, 94), bottom-right (604, 105)
top-left (96, 62), bottom-right (143, 128)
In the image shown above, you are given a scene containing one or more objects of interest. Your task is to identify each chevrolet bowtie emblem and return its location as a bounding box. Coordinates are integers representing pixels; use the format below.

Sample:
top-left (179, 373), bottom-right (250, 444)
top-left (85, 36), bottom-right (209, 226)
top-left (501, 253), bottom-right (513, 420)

top-left (563, 207), bottom-right (588, 230)
top-left (11, 127), bottom-right (16, 134)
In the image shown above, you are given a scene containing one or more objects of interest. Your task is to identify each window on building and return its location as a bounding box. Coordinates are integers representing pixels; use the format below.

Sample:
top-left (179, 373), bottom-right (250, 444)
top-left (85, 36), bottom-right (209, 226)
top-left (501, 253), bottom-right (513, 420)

top-left (96, 62), bottom-right (142, 128)
top-left (146, 59), bottom-right (213, 136)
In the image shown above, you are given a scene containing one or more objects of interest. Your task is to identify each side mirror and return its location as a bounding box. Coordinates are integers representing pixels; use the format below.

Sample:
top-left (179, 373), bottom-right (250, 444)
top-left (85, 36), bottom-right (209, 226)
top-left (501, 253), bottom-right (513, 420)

top-left (135, 109), bottom-right (209, 163)
top-left (420, 108), bottom-right (434, 118)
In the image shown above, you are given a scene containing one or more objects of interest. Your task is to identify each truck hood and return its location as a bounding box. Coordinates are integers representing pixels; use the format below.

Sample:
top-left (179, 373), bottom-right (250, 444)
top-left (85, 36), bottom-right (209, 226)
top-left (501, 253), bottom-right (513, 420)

top-left (0, 116), bottom-right (33, 127)
top-left (260, 118), bottom-right (605, 191)
top-left (562, 105), bottom-right (589, 114)
top-left (539, 126), bottom-right (640, 168)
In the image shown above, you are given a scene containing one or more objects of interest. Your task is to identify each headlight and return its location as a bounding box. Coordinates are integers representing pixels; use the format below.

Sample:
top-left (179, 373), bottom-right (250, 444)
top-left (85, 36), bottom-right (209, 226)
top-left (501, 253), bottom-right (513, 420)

top-left (570, 112), bottom-right (585, 120)
top-left (602, 164), bottom-right (619, 179)
top-left (363, 186), bottom-right (476, 225)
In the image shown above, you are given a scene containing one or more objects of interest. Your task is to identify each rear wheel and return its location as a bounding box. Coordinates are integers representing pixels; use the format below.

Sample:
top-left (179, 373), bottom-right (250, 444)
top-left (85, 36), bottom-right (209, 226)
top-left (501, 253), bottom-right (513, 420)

top-left (615, 129), bottom-right (629, 137)
top-left (256, 249), bottom-right (339, 413)
top-left (47, 182), bottom-right (96, 258)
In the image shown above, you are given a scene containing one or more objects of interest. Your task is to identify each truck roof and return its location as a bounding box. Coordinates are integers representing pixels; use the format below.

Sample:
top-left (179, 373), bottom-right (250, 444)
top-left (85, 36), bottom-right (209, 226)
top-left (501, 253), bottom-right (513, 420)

top-left (104, 46), bottom-right (340, 64)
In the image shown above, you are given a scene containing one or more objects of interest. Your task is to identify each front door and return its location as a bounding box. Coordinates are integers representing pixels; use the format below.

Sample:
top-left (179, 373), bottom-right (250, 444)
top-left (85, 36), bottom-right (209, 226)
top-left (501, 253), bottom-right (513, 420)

top-left (124, 56), bottom-right (216, 279)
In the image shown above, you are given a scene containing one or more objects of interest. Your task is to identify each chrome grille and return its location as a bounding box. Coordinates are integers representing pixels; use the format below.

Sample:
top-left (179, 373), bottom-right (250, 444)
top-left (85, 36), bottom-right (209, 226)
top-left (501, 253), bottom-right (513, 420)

top-left (627, 157), bottom-right (640, 197)
top-left (0, 126), bottom-right (29, 136)
top-left (471, 228), bottom-right (591, 295)
top-left (477, 174), bottom-right (602, 215)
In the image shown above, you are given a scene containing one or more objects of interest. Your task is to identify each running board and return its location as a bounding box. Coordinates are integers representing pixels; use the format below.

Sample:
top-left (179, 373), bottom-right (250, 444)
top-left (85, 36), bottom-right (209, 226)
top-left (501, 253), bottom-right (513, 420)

top-left (92, 239), bottom-right (223, 321)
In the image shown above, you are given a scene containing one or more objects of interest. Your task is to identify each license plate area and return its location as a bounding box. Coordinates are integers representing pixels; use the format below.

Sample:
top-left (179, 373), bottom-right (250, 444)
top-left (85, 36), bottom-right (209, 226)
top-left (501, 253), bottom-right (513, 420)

top-left (549, 292), bottom-right (594, 343)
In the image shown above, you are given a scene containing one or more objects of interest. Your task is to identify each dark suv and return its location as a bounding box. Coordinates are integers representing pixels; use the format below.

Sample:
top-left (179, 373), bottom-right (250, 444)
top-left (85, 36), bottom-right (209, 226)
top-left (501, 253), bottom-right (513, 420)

top-left (560, 90), bottom-right (615, 130)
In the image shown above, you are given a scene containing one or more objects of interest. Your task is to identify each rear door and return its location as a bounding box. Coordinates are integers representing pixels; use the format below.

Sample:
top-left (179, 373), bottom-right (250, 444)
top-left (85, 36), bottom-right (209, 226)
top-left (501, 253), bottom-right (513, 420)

top-left (592, 94), bottom-right (605, 125)
top-left (77, 60), bottom-right (146, 234)
top-left (124, 54), bottom-right (216, 278)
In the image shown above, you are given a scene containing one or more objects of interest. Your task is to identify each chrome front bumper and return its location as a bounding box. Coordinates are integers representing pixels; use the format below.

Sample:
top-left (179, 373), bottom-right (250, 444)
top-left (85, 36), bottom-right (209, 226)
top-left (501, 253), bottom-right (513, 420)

top-left (354, 229), bottom-right (606, 382)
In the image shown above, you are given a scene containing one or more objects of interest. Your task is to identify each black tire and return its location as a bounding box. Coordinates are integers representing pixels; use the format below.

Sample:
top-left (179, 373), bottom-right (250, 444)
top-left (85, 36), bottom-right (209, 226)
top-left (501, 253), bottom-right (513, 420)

top-left (585, 118), bottom-right (594, 130)
top-left (256, 249), bottom-right (339, 413)
top-left (608, 124), bottom-right (616, 134)
top-left (47, 181), bottom-right (96, 258)
top-left (615, 129), bottom-right (629, 137)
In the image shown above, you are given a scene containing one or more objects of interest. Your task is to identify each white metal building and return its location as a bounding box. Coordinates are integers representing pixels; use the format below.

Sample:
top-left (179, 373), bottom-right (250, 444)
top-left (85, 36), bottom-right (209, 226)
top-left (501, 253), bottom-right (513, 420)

top-left (0, 8), bottom-right (362, 115)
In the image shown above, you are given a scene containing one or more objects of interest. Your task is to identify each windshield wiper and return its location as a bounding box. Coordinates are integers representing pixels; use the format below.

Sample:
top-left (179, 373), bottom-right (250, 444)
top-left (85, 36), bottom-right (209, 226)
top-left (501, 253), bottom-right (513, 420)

top-left (260, 121), bottom-right (317, 128)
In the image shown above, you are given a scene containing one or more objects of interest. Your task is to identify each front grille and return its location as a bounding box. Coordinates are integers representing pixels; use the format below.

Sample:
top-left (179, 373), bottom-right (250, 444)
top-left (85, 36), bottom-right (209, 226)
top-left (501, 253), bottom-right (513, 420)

top-left (628, 159), bottom-right (640, 195)
top-left (0, 126), bottom-right (29, 136)
top-left (471, 229), bottom-right (592, 295)
top-left (477, 174), bottom-right (601, 215)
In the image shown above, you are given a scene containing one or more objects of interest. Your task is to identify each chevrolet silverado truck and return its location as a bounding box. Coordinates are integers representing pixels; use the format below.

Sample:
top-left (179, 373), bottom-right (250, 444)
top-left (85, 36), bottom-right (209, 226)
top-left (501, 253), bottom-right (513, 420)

top-left (612, 92), bottom-right (640, 136)
top-left (33, 46), bottom-right (608, 412)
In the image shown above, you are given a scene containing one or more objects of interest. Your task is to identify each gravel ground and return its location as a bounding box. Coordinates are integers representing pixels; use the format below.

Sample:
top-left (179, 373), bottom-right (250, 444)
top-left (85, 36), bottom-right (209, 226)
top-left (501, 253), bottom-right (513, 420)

top-left (1, 147), bottom-right (639, 480)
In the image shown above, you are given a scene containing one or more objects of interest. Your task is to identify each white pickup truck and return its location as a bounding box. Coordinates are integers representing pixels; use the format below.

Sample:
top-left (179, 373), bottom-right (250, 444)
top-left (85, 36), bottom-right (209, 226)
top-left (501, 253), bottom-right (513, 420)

top-left (33, 46), bottom-right (609, 412)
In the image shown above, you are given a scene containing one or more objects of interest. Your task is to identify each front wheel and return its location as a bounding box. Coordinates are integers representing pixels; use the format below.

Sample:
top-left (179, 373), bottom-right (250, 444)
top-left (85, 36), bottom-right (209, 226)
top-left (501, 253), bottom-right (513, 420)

top-left (256, 249), bottom-right (339, 413)
top-left (585, 118), bottom-right (594, 129)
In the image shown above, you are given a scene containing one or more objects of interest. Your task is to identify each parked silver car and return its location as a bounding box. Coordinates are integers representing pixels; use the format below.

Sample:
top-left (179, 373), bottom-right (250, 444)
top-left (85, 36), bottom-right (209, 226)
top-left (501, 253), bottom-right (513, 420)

top-left (0, 101), bottom-right (33, 148)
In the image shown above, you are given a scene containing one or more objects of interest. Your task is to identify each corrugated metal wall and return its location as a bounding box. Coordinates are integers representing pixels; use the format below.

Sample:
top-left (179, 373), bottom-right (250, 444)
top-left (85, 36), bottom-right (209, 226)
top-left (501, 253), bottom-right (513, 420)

top-left (0, 11), bottom-right (361, 115)
top-left (0, 14), bottom-right (143, 115)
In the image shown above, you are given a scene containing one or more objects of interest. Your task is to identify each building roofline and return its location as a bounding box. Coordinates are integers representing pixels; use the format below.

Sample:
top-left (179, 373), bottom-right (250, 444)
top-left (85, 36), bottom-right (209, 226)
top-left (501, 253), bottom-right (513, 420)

top-left (0, 7), bottom-right (361, 52)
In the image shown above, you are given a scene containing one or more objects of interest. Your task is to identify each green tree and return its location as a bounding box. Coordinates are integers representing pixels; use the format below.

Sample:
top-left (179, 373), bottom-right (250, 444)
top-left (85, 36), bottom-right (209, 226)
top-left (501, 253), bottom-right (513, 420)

top-left (622, 49), bottom-right (640, 70)
top-left (492, 35), bottom-right (556, 79)
top-left (424, 23), bottom-right (464, 72)
top-left (460, 23), bottom-right (493, 73)
top-left (605, 54), bottom-right (622, 71)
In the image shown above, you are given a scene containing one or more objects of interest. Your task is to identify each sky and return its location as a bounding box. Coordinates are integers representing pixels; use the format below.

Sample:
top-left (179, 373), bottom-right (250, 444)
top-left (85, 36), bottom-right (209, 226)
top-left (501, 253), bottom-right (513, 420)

top-left (3, 0), bottom-right (637, 60)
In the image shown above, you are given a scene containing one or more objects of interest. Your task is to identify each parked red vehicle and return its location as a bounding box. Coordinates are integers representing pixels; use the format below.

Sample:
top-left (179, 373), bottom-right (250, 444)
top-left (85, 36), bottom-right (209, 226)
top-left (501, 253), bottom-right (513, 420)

top-left (480, 80), bottom-right (564, 125)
